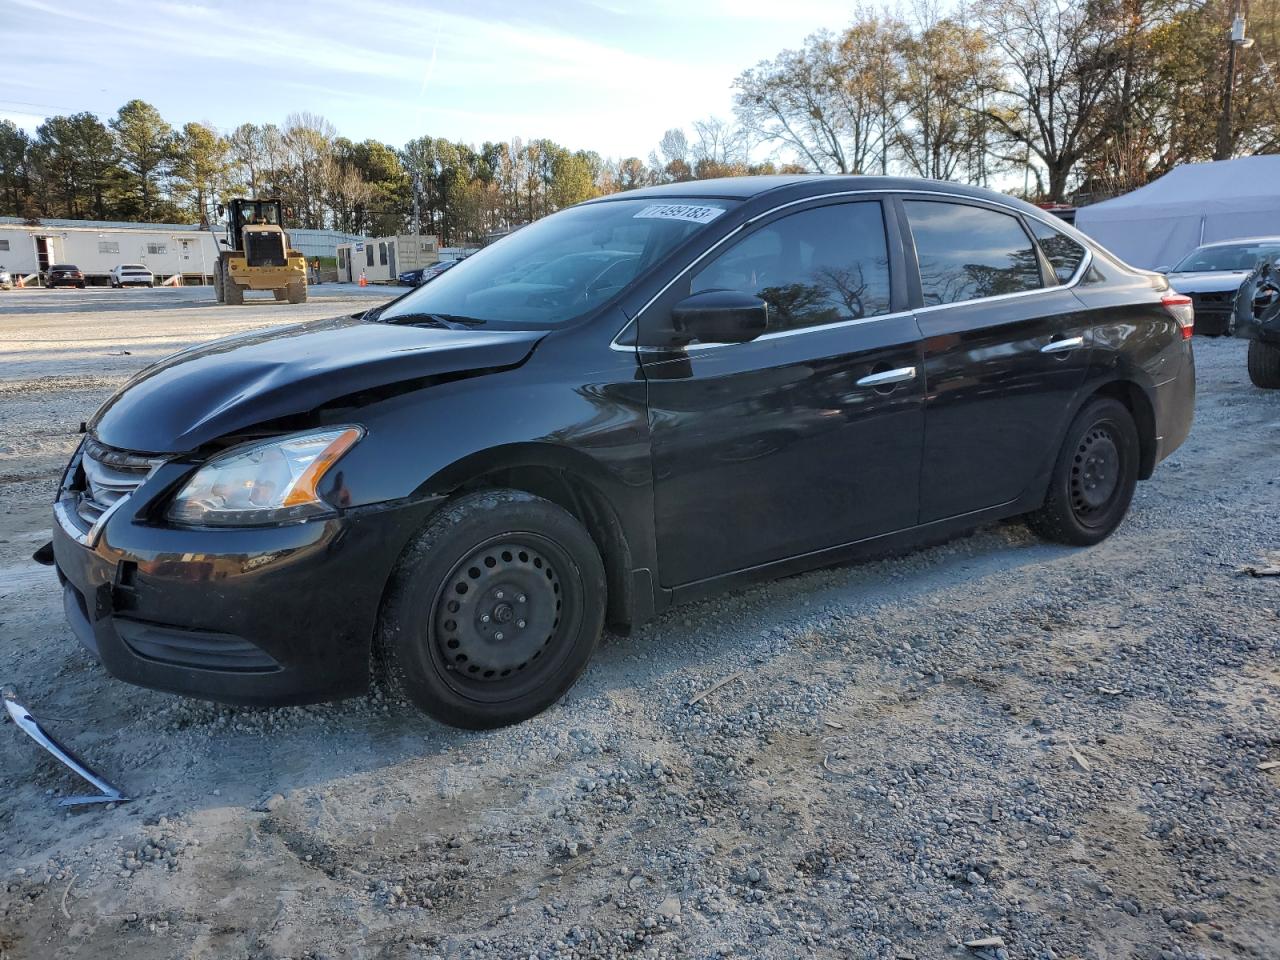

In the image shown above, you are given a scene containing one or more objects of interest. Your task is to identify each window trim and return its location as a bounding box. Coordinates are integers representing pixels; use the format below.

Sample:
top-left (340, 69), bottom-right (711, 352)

top-left (613, 188), bottom-right (1093, 353)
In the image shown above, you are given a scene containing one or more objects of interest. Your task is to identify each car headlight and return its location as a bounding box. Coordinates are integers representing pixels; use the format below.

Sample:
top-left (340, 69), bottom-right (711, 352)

top-left (166, 427), bottom-right (363, 527)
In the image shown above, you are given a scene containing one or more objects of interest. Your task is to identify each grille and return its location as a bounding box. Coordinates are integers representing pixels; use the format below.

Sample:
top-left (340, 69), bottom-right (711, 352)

top-left (73, 438), bottom-right (161, 528)
top-left (245, 231), bottom-right (286, 267)
top-left (1191, 291), bottom-right (1234, 312)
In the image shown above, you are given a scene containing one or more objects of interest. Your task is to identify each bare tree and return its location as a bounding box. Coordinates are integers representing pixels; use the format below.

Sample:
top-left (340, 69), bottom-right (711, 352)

top-left (974, 0), bottom-right (1119, 200)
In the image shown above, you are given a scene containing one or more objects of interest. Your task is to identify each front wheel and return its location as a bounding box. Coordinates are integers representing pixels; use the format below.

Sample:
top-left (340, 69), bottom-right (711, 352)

top-left (1026, 396), bottom-right (1139, 546)
top-left (1247, 340), bottom-right (1280, 389)
top-left (378, 490), bottom-right (606, 729)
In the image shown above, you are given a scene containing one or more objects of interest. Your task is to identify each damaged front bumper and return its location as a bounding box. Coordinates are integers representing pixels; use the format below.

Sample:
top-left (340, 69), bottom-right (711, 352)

top-left (47, 453), bottom-right (441, 707)
top-left (1232, 259), bottom-right (1280, 344)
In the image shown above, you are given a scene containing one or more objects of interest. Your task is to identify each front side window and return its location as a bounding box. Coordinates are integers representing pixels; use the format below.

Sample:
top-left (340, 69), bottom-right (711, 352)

top-left (375, 197), bottom-right (737, 329)
top-left (691, 202), bottom-right (892, 332)
top-left (1028, 219), bottom-right (1087, 284)
top-left (906, 200), bottom-right (1042, 306)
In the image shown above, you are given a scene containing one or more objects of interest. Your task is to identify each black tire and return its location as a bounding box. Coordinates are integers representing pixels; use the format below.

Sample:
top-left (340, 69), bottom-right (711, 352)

top-left (1026, 396), bottom-right (1139, 546)
top-left (378, 489), bottom-right (606, 729)
top-left (1247, 340), bottom-right (1280, 389)
top-left (223, 266), bottom-right (244, 305)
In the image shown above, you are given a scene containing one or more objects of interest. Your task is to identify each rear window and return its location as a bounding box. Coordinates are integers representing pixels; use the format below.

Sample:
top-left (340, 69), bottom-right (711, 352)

top-left (1027, 219), bottom-right (1088, 284)
top-left (122, 264), bottom-right (147, 271)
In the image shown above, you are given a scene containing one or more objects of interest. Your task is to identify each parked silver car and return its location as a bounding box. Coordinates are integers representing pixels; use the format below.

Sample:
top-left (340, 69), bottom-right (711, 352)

top-left (1161, 237), bottom-right (1280, 336)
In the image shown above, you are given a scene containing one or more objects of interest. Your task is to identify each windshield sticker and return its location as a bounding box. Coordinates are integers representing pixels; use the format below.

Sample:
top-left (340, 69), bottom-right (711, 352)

top-left (633, 203), bottom-right (725, 224)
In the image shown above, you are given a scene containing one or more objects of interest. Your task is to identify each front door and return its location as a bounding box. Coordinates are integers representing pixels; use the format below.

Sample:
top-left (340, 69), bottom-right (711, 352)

top-left (640, 199), bottom-right (924, 587)
top-left (899, 197), bottom-right (1093, 522)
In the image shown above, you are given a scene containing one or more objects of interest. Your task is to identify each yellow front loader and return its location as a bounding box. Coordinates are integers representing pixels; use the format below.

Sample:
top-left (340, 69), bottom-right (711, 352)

top-left (211, 198), bottom-right (308, 305)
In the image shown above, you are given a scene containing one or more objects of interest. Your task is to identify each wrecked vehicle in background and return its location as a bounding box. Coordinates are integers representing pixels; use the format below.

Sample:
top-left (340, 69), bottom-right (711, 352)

top-left (1233, 257), bottom-right (1280, 388)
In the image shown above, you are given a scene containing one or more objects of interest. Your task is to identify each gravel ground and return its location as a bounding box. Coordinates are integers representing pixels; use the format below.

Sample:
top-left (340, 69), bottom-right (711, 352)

top-left (0, 286), bottom-right (1277, 960)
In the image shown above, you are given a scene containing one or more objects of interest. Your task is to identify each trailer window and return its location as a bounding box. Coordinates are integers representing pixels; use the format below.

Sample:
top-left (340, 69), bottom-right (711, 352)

top-left (147, 243), bottom-right (166, 255)
top-left (98, 241), bottom-right (120, 254)
top-left (0, 239), bottom-right (9, 251)
top-left (379, 243), bottom-right (387, 266)
top-left (366, 245), bottom-right (374, 267)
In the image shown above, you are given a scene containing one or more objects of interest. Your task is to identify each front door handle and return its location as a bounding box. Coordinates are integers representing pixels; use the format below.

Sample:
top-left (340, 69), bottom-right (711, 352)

top-left (856, 366), bottom-right (917, 387)
top-left (1041, 335), bottom-right (1084, 354)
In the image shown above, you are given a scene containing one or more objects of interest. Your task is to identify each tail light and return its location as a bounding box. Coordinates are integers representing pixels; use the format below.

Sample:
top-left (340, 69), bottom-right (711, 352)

top-left (1162, 293), bottom-right (1194, 340)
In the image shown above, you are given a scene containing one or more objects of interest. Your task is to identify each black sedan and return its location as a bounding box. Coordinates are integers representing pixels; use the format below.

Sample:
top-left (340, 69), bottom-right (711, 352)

top-left (45, 264), bottom-right (86, 288)
top-left (398, 259), bottom-right (457, 286)
top-left (43, 176), bottom-right (1195, 729)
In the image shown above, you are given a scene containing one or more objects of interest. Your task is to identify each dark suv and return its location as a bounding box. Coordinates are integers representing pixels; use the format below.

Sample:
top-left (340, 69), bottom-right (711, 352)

top-left (44, 176), bottom-right (1195, 728)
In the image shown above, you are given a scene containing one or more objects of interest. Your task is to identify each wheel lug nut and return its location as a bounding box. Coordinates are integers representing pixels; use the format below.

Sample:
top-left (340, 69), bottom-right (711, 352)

top-left (481, 614), bottom-right (490, 624)
top-left (495, 632), bottom-right (504, 641)
top-left (517, 620), bottom-right (526, 629)
top-left (518, 595), bottom-right (526, 603)
top-left (496, 590), bottom-right (504, 599)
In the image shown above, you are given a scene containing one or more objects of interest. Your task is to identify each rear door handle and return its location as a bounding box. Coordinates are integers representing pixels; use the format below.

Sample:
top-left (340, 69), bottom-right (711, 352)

top-left (1041, 336), bottom-right (1084, 354)
top-left (856, 366), bottom-right (917, 387)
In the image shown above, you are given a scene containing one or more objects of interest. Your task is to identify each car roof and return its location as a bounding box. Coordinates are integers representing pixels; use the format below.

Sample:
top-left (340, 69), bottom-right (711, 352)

top-left (1195, 236), bottom-right (1280, 249)
top-left (582, 173), bottom-right (1053, 219)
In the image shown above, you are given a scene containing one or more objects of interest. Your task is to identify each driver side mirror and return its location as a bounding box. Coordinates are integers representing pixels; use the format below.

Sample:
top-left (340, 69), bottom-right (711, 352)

top-left (1154, 265), bottom-right (1170, 274)
top-left (670, 290), bottom-right (769, 345)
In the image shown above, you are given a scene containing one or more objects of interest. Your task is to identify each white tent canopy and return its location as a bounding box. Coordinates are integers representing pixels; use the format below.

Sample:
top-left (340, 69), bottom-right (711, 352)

top-left (1074, 155), bottom-right (1280, 269)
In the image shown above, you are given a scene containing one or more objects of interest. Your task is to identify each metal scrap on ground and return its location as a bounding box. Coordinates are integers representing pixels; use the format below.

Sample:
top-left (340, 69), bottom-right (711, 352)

top-left (3, 694), bottom-right (131, 807)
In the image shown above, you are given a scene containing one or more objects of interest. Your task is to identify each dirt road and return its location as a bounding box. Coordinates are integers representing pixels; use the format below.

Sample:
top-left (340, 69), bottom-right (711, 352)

top-left (1, 286), bottom-right (1277, 959)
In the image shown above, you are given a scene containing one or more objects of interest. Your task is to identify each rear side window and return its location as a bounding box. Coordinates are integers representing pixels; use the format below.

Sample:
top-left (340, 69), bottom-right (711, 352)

top-left (1028, 219), bottom-right (1087, 284)
top-left (905, 200), bottom-right (1042, 305)
top-left (691, 201), bottom-right (892, 332)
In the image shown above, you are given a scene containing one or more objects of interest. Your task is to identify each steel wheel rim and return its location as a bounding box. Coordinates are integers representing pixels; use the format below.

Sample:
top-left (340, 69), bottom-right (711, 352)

top-left (1070, 422), bottom-right (1122, 525)
top-left (428, 533), bottom-right (583, 703)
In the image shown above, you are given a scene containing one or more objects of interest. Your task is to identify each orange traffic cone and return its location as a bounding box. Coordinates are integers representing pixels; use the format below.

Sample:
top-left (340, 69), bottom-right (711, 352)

top-left (15, 274), bottom-right (24, 288)
top-left (358, 269), bottom-right (367, 287)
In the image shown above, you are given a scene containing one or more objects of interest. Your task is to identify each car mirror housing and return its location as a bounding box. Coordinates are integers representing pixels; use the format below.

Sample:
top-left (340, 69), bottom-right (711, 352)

top-left (1155, 265), bottom-right (1171, 274)
top-left (670, 290), bottom-right (769, 345)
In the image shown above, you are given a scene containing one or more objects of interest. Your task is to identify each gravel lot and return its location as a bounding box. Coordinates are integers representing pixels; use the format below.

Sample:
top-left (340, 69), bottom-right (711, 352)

top-left (1, 286), bottom-right (1278, 960)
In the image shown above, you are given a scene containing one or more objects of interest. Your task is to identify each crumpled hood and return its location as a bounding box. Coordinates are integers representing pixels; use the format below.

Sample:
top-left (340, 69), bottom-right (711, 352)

top-left (91, 314), bottom-right (544, 454)
top-left (1168, 270), bottom-right (1250, 294)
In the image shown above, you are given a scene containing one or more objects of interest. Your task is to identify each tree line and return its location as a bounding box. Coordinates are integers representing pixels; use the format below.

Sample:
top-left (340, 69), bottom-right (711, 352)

top-left (0, 0), bottom-right (1274, 243)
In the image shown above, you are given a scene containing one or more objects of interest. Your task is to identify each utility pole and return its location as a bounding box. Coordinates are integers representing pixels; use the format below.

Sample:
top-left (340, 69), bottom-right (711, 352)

top-left (1215, 0), bottom-right (1251, 161)
top-left (411, 172), bottom-right (421, 236)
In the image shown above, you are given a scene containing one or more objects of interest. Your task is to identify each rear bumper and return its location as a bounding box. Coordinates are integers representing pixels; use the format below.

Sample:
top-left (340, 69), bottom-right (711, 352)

top-left (1153, 347), bottom-right (1196, 465)
top-left (51, 497), bottom-right (442, 706)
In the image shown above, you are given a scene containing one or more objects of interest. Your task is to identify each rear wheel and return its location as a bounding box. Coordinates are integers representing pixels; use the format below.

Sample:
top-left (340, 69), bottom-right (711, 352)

top-left (1026, 396), bottom-right (1139, 546)
top-left (1247, 340), bottom-right (1280, 389)
top-left (378, 489), bottom-right (606, 729)
top-left (287, 280), bottom-right (306, 304)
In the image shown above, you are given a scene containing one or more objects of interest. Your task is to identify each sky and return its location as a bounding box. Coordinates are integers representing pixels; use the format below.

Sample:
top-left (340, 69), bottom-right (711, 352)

top-left (1, 0), bottom-right (863, 161)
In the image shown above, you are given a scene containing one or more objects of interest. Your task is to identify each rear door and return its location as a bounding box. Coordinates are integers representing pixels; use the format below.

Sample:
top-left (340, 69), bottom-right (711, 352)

top-left (899, 196), bottom-right (1093, 522)
top-left (640, 198), bottom-right (924, 587)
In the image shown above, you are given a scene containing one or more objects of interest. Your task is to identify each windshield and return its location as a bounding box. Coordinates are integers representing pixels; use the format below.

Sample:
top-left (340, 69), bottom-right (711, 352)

top-left (1173, 242), bottom-right (1280, 272)
top-left (374, 198), bottom-right (737, 328)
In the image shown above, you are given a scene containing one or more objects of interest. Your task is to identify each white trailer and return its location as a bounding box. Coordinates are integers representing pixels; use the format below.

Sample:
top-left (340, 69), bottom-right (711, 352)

top-left (0, 217), bottom-right (219, 285)
top-left (336, 234), bottom-right (439, 283)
